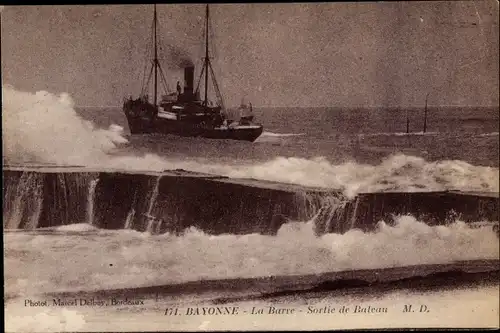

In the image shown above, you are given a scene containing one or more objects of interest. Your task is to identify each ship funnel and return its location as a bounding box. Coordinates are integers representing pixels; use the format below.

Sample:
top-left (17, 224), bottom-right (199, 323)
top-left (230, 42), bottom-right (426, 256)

top-left (184, 66), bottom-right (194, 99)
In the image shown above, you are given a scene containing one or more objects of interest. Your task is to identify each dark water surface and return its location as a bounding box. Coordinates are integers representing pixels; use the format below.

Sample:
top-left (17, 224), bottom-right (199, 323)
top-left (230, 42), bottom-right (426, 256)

top-left (76, 106), bottom-right (499, 166)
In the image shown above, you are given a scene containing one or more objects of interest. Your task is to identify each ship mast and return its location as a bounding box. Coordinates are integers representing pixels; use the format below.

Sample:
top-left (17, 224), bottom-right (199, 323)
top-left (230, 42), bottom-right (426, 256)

top-left (195, 4), bottom-right (225, 110)
top-left (153, 4), bottom-right (158, 108)
top-left (204, 4), bottom-right (209, 107)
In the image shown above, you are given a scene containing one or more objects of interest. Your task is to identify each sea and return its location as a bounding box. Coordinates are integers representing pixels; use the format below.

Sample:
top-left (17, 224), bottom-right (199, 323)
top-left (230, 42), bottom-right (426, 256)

top-left (3, 87), bottom-right (500, 331)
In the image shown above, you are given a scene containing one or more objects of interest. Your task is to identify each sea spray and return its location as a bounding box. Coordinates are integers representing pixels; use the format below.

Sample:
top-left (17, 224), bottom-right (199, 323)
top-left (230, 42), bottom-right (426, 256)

top-left (6, 173), bottom-right (34, 229)
top-left (3, 171), bottom-right (99, 229)
top-left (25, 178), bottom-right (44, 230)
top-left (124, 188), bottom-right (139, 229)
top-left (144, 176), bottom-right (161, 233)
top-left (260, 131), bottom-right (306, 137)
top-left (124, 208), bottom-right (136, 230)
top-left (86, 178), bottom-right (99, 226)
top-left (321, 200), bottom-right (349, 234)
top-left (5, 172), bottom-right (44, 229)
top-left (300, 193), bottom-right (351, 235)
top-left (2, 86), bottom-right (127, 166)
top-left (57, 174), bottom-right (70, 225)
top-left (4, 216), bottom-right (498, 296)
top-left (154, 217), bottom-right (164, 235)
top-left (3, 86), bottom-right (499, 198)
top-left (223, 155), bottom-right (500, 198)
top-left (348, 197), bottom-right (361, 230)
top-left (106, 154), bottom-right (499, 198)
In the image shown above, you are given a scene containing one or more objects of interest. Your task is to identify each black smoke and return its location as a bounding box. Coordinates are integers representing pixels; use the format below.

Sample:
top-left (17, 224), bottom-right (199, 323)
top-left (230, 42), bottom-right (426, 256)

top-left (162, 44), bottom-right (194, 69)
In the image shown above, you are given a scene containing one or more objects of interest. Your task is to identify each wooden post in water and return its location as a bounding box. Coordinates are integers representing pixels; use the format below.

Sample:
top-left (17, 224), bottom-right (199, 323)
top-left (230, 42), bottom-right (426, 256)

top-left (406, 110), bottom-right (410, 134)
top-left (405, 109), bottom-right (411, 148)
top-left (423, 92), bottom-right (429, 133)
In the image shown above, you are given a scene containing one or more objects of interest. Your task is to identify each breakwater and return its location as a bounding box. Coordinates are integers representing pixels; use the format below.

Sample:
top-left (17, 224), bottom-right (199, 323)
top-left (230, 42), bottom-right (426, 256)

top-left (3, 167), bottom-right (498, 235)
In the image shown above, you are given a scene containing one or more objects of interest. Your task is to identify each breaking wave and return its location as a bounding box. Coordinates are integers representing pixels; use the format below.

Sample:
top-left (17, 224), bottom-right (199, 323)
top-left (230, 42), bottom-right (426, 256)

top-left (2, 86), bottom-right (127, 165)
top-left (260, 131), bottom-right (306, 137)
top-left (4, 215), bottom-right (498, 297)
top-left (223, 155), bottom-right (499, 198)
top-left (3, 87), bottom-right (499, 198)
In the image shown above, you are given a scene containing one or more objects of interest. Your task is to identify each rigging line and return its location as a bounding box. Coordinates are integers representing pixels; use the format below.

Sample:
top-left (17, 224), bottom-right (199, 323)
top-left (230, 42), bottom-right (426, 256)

top-left (140, 56), bottom-right (148, 94)
top-left (140, 55), bottom-right (150, 95)
top-left (156, 27), bottom-right (168, 63)
top-left (154, 32), bottom-right (169, 94)
top-left (157, 63), bottom-right (170, 93)
top-left (160, 66), bottom-right (169, 93)
top-left (158, 67), bottom-right (167, 94)
top-left (209, 13), bottom-right (217, 60)
top-left (158, 73), bottom-right (167, 96)
top-left (197, 11), bottom-right (206, 70)
top-left (208, 61), bottom-right (225, 109)
top-left (143, 64), bottom-right (153, 96)
top-left (153, 3), bottom-right (158, 107)
top-left (210, 74), bottom-right (218, 105)
top-left (155, 64), bottom-right (163, 94)
top-left (146, 19), bottom-right (155, 82)
top-left (142, 62), bottom-right (154, 96)
top-left (141, 18), bottom-right (155, 94)
top-left (194, 65), bottom-right (205, 94)
top-left (142, 60), bottom-right (153, 96)
top-left (159, 44), bottom-right (176, 94)
top-left (139, 27), bottom-right (150, 94)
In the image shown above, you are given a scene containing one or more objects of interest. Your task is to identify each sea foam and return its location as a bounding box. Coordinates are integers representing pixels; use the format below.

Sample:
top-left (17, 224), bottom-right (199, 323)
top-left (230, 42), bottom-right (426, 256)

top-left (3, 86), bottom-right (499, 198)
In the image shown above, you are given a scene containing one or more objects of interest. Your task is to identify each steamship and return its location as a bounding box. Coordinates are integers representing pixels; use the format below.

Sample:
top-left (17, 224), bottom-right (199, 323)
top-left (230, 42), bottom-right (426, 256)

top-left (122, 4), bottom-right (263, 142)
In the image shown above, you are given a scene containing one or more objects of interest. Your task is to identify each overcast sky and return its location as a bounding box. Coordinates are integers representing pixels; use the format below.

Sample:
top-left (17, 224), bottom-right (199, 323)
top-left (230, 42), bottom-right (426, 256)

top-left (1, 2), bottom-right (498, 107)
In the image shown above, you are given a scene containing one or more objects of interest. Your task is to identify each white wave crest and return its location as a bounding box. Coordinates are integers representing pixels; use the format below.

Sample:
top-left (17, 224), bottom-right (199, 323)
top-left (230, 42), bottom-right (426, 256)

top-left (3, 87), bottom-right (498, 198)
top-left (477, 132), bottom-right (499, 137)
top-left (223, 154), bottom-right (499, 198)
top-left (261, 131), bottom-right (306, 137)
top-left (52, 223), bottom-right (100, 232)
top-left (4, 215), bottom-right (498, 296)
top-left (2, 86), bottom-right (128, 165)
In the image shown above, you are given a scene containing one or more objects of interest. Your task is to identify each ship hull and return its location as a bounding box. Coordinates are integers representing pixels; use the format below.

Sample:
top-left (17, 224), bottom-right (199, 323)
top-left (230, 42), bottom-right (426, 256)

top-left (124, 106), bottom-right (263, 142)
top-left (200, 125), bottom-right (264, 142)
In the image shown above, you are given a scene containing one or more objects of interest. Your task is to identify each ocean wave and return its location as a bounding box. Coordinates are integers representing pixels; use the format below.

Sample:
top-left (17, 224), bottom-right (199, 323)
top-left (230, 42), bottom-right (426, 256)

top-left (3, 87), bottom-right (499, 198)
top-left (4, 215), bottom-right (498, 297)
top-left (2, 86), bottom-right (128, 165)
top-left (86, 153), bottom-right (499, 199)
top-left (260, 131), bottom-right (306, 137)
top-left (222, 154), bottom-right (499, 198)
